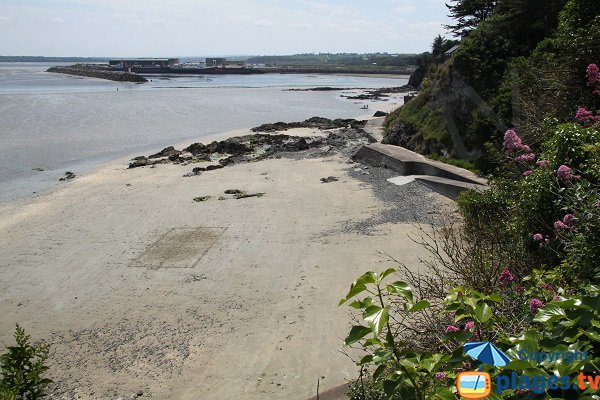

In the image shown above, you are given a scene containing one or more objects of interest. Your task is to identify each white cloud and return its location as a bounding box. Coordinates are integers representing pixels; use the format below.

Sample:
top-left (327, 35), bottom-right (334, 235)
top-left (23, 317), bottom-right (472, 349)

top-left (0, 0), bottom-right (453, 55)
top-left (392, 0), bottom-right (417, 14)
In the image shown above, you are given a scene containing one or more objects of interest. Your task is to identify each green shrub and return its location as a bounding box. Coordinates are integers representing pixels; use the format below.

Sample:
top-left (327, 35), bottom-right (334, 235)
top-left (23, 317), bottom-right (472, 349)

top-left (0, 325), bottom-right (51, 400)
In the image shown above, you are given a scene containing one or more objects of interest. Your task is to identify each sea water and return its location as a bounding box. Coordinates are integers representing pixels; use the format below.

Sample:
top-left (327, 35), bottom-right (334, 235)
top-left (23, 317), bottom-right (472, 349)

top-left (0, 62), bottom-right (407, 202)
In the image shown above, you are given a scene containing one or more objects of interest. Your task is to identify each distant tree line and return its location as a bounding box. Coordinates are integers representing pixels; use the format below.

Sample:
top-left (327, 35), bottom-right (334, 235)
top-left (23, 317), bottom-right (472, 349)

top-left (244, 53), bottom-right (420, 68)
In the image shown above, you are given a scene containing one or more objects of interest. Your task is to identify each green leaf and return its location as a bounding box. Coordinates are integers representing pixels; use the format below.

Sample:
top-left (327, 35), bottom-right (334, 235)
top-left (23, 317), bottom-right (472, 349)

top-left (533, 303), bottom-right (567, 323)
top-left (386, 281), bottom-right (414, 302)
top-left (464, 297), bottom-right (479, 310)
top-left (434, 387), bottom-right (455, 400)
top-left (383, 379), bottom-right (401, 399)
top-left (345, 326), bottom-right (372, 346)
top-left (358, 272), bottom-right (378, 285)
top-left (360, 354), bottom-right (373, 364)
top-left (505, 360), bottom-right (535, 370)
top-left (405, 300), bottom-right (431, 313)
top-left (582, 330), bottom-right (600, 342)
top-left (364, 306), bottom-right (390, 337)
top-left (379, 268), bottom-right (397, 281)
top-left (373, 364), bottom-right (387, 381)
top-left (348, 298), bottom-right (373, 310)
top-left (339, 283), bottom-right (367, 306)
top-left (486, 293), bottom-right (503, 302)
top-left (474, 303), bottom-right (493, 323)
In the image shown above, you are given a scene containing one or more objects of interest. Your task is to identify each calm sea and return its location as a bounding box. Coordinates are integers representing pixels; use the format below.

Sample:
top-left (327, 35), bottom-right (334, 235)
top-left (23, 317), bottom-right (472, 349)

top-left (0, 62), bottom-right (407, 202)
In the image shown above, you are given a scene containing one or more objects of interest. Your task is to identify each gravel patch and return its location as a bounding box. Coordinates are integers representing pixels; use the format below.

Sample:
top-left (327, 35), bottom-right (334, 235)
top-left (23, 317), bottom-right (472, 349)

top-left (323, 164), bottom-right (444, 236)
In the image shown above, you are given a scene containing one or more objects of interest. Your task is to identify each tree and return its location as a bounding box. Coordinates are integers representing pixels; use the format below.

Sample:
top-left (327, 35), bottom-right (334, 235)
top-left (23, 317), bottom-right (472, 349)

top-left (0, 325), bottom-right (51, 400)
top-left (445, 0), bottom-right (498, 37)
top-left (431, 35), bottom-right (444, 59)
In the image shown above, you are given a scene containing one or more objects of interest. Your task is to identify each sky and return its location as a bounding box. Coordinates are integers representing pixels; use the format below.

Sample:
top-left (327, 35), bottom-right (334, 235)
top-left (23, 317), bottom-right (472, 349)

top-left (0, 0), bottom-right (453, 57)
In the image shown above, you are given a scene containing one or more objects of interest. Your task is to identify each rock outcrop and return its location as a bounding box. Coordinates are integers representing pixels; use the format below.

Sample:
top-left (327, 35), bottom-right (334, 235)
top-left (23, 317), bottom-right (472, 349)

top-left (251, 117), bottom-right (367, 133)
top-left (128, 117), bottom-right (371, 174)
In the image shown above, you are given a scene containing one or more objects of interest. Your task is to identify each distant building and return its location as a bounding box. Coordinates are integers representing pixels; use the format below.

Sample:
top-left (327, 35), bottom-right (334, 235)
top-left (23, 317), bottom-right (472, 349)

top-left (108, 58), bottom-right (179, 68)
top-left (226, 60), bottom-right (245, 68)
top-left (445, 45), bottom-right (460, 57)
top-left (205, 58), bottom-right (226, 68)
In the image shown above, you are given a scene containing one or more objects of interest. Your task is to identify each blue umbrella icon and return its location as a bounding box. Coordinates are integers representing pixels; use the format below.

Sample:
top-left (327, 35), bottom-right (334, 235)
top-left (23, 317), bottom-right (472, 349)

top-left (464, 342), bottom-right (512, 367)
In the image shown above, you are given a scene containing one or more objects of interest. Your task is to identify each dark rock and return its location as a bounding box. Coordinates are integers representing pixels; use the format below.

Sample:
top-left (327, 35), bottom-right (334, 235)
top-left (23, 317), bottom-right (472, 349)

top-left (196, 153), bottom-right (212, 161)
top-left (382, 121), bottom-right (446, 155)
top-left (193, 196), bottom-right (211, 202)
top-left (285, 138), bottom-right (309, 151)
top-left (320, 176), bottom-right (339, 183)
top-left (205, 164), bottom-right (224, 171)
top-left (340, 86), bottom-right (413, 101)
top-left (224, 189), bottom-right (244, 195)
top-left (382, 121), bottom-right (420, 149)
top-left (219, 156), bottom-right (236, 166)
top-left (373, 111), bottom-right (388, 117)
top-left (251, 117), bottom-right (367, 133)
top-left (205, 139), bottom-right (253, 155)
top-left (149, 146), bottom-right (180, 159)
top-left (408, 65), bottom-right (427, 89)
top-left (128, 157), bottom-right (150, 169)
top-left (286, 87), bottom-right (346, 92)
top-left (234, 192), bottom-right (265, 199)
top-left (59, 171), bottom-right (76, 181)
top-left (183, 143), bottom-right (207, 155)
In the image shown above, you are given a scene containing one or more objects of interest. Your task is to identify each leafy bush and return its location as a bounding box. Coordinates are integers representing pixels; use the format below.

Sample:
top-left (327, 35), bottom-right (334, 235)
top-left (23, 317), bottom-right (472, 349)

top-left (341, 267), bottom-right (600, 399)
top-left (343, 64), bottom-right (600, 399)
top-left (0, 325), bottom-right (51, 400)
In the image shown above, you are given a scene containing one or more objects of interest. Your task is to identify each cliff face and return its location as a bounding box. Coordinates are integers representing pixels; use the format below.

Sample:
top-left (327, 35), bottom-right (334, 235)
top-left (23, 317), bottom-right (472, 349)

top-left (47, 65), bottom-right (147, 83)
top-left (384, 61), bottom-right (480, 159)
top-left (383, 0), bottom-right (596, 166)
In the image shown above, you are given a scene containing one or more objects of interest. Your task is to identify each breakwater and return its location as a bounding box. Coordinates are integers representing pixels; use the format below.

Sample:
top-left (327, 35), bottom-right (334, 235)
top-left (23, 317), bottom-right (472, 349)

top-left (47, 65), bottom-right (147, 83)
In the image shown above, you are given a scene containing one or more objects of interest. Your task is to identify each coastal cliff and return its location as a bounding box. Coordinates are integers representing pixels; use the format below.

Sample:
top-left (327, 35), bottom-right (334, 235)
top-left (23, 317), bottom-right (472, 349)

top-left (47, 65), bottom-right (147, 83)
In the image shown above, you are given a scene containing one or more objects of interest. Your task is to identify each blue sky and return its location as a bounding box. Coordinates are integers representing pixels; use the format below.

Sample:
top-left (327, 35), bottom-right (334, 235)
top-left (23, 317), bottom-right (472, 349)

top-left (0, 0), bottom-right (453, 56)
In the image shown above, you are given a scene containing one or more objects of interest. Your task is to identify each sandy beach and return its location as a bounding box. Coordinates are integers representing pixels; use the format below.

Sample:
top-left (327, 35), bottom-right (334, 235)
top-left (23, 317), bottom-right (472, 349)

top-left (0, 110), bottom-right (453, 399)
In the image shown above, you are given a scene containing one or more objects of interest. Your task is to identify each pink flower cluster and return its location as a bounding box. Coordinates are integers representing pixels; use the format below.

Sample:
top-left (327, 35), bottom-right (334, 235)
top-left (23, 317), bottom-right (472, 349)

top-left (464, 321), bottom-right (475, 330)
top-left (556, 165), bottom-right (580, 181)
top-left (536, 160), bottom-right (550, 168)
top-left (515, 153), bottom-right (536, 163)
top-left (587, 64), bottom-right (600, 95)
top-left (499, 268), bottom-right (514, 286)
top-left (446, 325), bottom-right (460, 333)
top-left (530, 298), bottom-right (545, 313)
top-left (533, 233), bottom-right (550, 247)
top-left (503, 130), bottom-right (530, 154)
top-left (554, 213), bottom-right (576, 232)
top-left (435, 372), bottom-right (447, 381)
top-left (576, 107), bottom-right (596, 122)
top-left (515, 285), bottom-right (525, 294)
